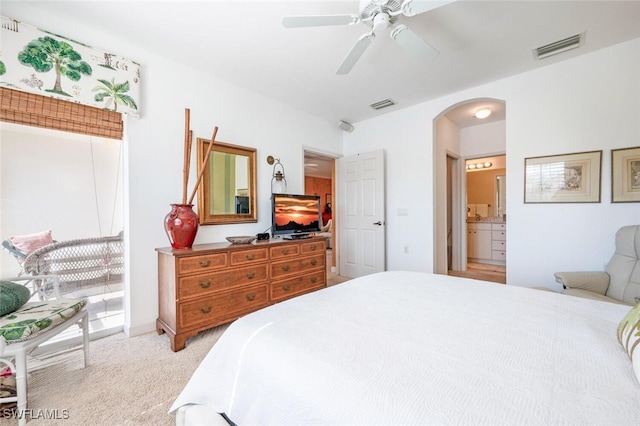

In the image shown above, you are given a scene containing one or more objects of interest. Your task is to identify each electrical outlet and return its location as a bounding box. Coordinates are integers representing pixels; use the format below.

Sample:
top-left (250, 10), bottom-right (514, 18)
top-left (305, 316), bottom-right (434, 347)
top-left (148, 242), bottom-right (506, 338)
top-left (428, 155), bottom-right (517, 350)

top-left (403, 246), bottom-right (409, 254)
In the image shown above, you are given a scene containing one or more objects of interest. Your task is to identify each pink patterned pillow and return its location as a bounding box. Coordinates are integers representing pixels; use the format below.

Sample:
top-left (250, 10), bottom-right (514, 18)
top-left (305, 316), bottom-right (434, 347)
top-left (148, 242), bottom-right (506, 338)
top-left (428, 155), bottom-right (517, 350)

top-left (10, 230), bottom-right (53, 255)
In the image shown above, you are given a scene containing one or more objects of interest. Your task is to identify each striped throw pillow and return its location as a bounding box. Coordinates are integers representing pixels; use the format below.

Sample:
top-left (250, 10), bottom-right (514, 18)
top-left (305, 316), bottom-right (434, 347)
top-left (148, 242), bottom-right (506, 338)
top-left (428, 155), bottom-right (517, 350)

top-left (617, 302), bottom-right (640, 384)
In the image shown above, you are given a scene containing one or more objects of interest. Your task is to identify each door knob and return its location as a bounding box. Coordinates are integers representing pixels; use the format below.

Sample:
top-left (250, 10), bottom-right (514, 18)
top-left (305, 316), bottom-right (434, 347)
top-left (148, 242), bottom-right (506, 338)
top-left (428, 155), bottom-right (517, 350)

top-left (373, 221), bottom-right (383, 226)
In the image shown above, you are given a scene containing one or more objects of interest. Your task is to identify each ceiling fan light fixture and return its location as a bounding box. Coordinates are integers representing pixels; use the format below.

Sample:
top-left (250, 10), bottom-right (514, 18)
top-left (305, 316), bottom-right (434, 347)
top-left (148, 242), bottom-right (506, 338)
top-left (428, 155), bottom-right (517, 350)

top-left (284, 0), bottom-right (448, 75)
top-left (372, 12), bottom-right (391, 32)
top-left (474, 108), bottom-right (491, 119)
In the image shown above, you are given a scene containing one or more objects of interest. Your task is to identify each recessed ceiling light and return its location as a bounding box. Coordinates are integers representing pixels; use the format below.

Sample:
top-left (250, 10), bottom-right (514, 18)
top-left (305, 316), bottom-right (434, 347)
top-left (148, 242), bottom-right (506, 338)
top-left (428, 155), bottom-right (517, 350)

top-left (475, 108), bottom-right (491, 119)
top-left (305, 163), bottom-right (319, 168)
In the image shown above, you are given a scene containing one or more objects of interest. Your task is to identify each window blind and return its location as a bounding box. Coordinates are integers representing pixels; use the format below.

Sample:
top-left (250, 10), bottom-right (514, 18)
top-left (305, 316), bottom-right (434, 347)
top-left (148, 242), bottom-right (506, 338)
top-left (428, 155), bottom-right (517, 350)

top-left (0, 87), bottom-right (123, 139)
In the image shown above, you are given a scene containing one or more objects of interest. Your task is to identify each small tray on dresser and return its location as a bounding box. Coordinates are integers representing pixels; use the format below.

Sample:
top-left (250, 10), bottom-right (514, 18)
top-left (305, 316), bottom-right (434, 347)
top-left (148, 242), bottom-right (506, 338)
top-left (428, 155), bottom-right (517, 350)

top-left (226, 236), bottom-right (257, 244)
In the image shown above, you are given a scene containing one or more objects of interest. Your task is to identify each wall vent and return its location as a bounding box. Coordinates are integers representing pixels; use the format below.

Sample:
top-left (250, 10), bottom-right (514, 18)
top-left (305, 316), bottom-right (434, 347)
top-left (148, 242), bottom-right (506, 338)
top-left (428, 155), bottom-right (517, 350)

top-left (534, 33), bottom-right (584, 60)
top-left (370, 99), bottom-right (396, 110)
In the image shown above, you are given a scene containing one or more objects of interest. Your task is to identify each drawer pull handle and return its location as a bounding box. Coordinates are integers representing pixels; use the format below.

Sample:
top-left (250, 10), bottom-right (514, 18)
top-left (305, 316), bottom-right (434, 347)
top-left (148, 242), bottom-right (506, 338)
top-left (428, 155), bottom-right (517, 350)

top-left (246, 253), bottom-right (255, 260)
top-left (310, 244), bottom-right (317, 251)
top-left (282, 284), bottom-right (290, 291)
top-left (200, 304), bottom-right (212, 314)
top-left (282, 264), bottom-right (290, 272)
top-left (199, 279), bottom-right (211, 288)
top-left (310, 258), bottom-right (317, 266)
top-left (199, 259), bottom-right (211, 267)
top-left (246, 271), bottom-right (255, 279)
top-left (246, 293), bottom-right (256, 301)
top-left (310, 276), bottom-right (317, 283)
top-left (281, 248), bottom-right (289, 255)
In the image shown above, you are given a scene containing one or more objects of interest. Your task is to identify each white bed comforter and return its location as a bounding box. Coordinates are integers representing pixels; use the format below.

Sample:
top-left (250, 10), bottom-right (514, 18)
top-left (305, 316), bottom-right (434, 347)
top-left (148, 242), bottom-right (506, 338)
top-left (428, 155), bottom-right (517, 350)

top-left (170, 271), bottom-right (640, 425)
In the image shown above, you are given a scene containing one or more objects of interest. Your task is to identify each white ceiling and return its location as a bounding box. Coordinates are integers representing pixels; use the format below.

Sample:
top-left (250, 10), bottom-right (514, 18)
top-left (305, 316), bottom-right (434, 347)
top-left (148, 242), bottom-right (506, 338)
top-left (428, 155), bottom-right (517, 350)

top-left (17, 1), bottom-right (640, 129)
top-left (304, 152), bottom-right (334, 179)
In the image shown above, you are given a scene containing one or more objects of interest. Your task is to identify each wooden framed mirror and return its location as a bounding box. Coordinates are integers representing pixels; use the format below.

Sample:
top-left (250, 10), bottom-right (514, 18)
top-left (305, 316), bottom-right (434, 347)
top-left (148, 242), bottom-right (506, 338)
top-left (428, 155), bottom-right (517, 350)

top-left (197, 138), bottom-right (257, 225)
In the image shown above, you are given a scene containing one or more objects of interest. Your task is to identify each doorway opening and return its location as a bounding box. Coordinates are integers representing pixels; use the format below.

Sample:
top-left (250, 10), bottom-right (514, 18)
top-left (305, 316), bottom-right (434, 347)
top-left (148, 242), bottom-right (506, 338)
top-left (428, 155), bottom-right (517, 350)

top-left (303, 150), bottom-right (336, 275)
top-left (435, 98), bottom-right (506, 283)
top-left (451, 154), bottom-right (506, 284)
top-left (0, 123), bottom-right (125, 344)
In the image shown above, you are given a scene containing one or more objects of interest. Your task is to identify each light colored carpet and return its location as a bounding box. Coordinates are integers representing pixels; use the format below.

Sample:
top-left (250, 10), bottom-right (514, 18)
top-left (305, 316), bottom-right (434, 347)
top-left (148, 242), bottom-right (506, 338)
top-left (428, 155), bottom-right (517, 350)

top-left (21, 325), bottom-right (228, 426)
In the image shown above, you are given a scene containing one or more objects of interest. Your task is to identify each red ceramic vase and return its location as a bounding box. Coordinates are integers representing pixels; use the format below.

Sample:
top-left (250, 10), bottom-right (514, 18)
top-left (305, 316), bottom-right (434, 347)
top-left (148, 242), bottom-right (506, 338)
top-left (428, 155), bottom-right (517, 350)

top-left (164, 204), bottom-right (199, 249)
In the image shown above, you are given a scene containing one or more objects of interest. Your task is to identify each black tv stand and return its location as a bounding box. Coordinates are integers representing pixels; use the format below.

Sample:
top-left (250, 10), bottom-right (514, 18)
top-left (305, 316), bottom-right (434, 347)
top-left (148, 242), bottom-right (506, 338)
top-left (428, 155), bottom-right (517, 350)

top-left (283, 233), bottom-right (310, 240)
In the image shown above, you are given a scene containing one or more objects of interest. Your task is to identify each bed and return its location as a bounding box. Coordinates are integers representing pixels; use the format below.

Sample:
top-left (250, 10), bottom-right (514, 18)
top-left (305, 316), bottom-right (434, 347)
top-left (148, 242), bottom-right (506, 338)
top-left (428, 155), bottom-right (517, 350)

top-left (169, 271), bottom-right (640, 425)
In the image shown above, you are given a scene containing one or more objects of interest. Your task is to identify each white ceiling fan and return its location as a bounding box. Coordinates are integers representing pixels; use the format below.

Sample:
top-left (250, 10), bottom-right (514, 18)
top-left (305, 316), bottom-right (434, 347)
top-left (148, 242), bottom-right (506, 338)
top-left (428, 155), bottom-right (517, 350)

top-left (282, 0), bottom-right (455, 75)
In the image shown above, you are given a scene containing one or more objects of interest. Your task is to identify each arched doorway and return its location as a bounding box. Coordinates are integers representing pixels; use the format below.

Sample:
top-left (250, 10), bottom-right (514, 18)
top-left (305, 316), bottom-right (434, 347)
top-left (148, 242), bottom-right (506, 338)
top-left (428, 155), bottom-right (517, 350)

top-left (433, 98), bottom-right (506, 278)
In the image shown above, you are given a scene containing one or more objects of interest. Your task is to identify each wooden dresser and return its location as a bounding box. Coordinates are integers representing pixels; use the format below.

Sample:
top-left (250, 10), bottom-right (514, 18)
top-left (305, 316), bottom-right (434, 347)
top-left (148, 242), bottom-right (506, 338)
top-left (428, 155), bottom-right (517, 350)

top-left (156, 236), bottom-right (326, 351)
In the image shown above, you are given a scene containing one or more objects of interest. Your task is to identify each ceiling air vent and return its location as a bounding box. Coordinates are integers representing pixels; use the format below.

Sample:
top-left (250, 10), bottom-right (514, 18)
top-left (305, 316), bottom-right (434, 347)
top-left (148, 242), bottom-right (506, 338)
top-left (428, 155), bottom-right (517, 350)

top-left (370, 99), bottom-right (396, 110)
top-left (534, 33), bottom-right (584, 60)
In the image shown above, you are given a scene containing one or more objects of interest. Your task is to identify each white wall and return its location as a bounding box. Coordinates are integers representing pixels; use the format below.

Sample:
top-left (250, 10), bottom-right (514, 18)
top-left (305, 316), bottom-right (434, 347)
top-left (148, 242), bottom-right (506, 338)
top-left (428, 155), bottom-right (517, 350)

top-left (346, 37), bottom-right (640, 289)
top-left (3, 3), bottom-right (343, 335)
top-left (460, 120), bottom-right (506, 159)
top-left (342, 109), bottom-right (439, 272)
top-left (0, 124), bottom-right (124, 276)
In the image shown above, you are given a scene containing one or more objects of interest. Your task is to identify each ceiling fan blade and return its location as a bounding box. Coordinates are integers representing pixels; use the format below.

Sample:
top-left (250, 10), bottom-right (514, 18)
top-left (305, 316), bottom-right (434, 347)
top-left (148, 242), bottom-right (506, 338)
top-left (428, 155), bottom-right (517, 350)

top-left (400, 0), bottom-right (456, 17)
top-left (336, 33), bottom-right (374, 75)
top-left (282, 15), bottom-right (359, 28)
top-left (390, 25), bottom-right (438, 61)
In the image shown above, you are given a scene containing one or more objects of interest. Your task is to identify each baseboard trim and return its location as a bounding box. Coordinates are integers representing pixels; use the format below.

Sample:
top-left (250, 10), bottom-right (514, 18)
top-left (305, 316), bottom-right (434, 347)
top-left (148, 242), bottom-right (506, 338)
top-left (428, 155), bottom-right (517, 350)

top-left (124, 321), bottom-right (156, 337)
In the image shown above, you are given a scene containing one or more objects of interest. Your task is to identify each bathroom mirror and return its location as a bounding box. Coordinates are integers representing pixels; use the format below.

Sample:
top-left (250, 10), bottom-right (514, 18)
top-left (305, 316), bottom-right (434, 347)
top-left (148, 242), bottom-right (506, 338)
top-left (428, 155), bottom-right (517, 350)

top-left (197, 138), bottom-right (257, 225)
top-left (496, 175), bottom-right (506, 217)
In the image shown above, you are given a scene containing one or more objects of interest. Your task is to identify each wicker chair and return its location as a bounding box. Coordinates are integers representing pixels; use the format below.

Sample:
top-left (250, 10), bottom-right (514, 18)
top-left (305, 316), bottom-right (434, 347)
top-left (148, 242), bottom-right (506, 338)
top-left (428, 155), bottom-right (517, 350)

top-left (20, 234), bottom-right (124, 296)
top-left (0, 275), bottom-right (89, 425)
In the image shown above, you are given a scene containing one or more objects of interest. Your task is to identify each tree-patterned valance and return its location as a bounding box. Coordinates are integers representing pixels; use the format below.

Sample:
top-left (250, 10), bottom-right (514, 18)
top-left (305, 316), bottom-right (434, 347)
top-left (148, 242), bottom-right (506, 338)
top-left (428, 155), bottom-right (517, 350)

top-left (0, 16), bottom-right (140, 118)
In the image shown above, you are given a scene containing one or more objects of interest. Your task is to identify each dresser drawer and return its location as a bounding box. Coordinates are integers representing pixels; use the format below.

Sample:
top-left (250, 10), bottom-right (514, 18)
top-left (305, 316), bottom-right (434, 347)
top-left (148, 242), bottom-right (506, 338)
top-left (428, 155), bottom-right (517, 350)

top-left (491, 240), bottom-right (506, 251)
top-left (230, 247), bottom-right (268, 266)
top-left (271, 270), bottom-right (326, 302)
top-left (270, 244), bottom-right (300, 260)
top-left (492, 250), bottom-right (506, 261)
top-left (177, 252), bottom-right (228, 275)
top-left (468, 222), bottom-right (492, 231)
top-left (178, 284), bottom-right (269, 330)
top-left (178, 264), bottom-right (268, 299)
top-left (270, 253), bottom-right (325, 280)
top-left (491, 223), bottom-right (506, 231)
top-left (492, 230), bottom-right (506, 241)
top-left (300, 240), bottom-right (325, 254)
top-left (156, 237), bottom-right (327, 351)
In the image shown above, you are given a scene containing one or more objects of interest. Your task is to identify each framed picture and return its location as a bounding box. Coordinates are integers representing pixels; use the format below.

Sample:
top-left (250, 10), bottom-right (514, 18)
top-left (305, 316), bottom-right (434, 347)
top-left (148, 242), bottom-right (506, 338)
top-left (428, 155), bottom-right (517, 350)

top-left (524, 150), bottom-right (602, 203)
top-left (612, 146), bottom-right (640, 203)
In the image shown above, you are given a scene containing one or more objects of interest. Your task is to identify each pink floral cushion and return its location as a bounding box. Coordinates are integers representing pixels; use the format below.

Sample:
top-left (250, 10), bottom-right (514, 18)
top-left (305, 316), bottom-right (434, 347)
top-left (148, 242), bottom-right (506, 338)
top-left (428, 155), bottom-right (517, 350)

top-left (9, 230), bottom-right (53, 255)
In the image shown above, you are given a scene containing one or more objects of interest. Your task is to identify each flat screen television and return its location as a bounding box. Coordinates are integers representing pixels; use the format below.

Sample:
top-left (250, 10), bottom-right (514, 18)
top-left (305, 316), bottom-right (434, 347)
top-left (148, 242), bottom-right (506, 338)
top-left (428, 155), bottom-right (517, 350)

top-left (271, 193), bottom-right (322, 237)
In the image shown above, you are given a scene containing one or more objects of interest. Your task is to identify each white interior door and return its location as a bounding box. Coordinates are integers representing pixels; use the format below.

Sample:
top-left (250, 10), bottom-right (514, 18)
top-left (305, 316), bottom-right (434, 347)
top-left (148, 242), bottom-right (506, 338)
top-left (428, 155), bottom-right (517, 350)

top-left (338, 149), bottom-right (386, 278)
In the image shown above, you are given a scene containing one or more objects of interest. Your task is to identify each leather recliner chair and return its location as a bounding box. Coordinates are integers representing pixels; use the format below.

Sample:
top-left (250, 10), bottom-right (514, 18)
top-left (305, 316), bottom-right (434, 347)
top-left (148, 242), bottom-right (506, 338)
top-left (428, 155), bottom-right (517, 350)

top-left (555, 224), bottom-right (640, 305)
